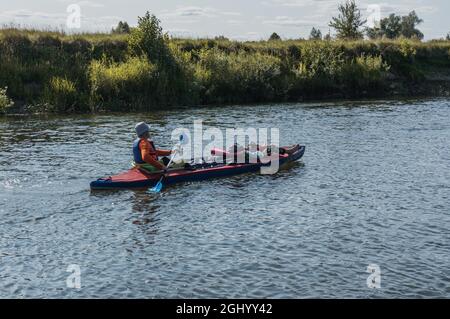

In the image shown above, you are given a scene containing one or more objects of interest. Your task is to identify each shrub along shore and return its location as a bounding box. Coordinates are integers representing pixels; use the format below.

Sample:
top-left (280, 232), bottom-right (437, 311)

top-left (1, 25), bottom-right (450, 114)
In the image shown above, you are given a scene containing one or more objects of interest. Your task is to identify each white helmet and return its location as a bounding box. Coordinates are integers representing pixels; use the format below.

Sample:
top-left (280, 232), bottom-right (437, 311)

top-left (135, 122), bottom-right (150, 137)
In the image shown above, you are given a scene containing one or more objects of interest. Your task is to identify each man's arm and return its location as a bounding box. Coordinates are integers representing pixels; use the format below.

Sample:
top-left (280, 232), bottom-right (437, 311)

top-left (156, 149), bottom-right (171, 157)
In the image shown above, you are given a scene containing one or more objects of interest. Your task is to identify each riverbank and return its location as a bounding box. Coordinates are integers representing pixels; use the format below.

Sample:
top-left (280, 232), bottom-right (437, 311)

top-left (1, 28), bottom-right (450, 114)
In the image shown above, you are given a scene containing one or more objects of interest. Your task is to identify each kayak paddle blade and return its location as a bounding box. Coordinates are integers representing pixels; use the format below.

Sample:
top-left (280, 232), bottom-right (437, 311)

top-left (149, 181), bottom-right (163, 193)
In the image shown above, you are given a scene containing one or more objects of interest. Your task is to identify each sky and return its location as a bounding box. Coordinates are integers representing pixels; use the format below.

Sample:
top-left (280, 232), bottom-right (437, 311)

top-left (0, 0), bottom-right (449, 40)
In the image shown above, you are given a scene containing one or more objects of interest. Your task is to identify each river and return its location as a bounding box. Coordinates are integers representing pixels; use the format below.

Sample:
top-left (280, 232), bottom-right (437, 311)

top-left (0, 99), bottom-right (449, 298)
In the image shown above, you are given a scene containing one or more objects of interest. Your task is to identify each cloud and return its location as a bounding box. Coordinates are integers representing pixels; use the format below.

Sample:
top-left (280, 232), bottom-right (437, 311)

top-left (77, 1), bottom-right (105, 8)
top-left (57, 0), bottom-right (105, 8)
top-left (96, 15), bottom-right (124, 24)
top-left (263, 16), bottom-right (318, 27)
top-left (0, 8), bottom-right (123, 33)
top-left (166, 28), bottom-right (194, 38)
top-left (227, 20), bottom-right (243, 25)
top-left (0, 2), bottom-right (108, 27)
top-left (0, 9), bottom-right (65, 21)
top-left (165, 6), bottom-right (217, 18)
top-left (263, 0), bottom-right (336, 9)
top-left (222, 12), bottom-right (242, 16)
top-left (160, 6), bottom-right (241, 20)
top-left (371, 2), bottom-right (437, 15)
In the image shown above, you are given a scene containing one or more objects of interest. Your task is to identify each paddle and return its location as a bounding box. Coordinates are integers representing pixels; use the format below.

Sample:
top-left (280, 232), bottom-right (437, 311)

top-left (149, 133), bottom-right (189, 193)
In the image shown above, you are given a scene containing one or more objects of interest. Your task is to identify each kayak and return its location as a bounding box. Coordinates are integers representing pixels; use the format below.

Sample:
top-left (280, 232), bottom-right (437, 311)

top-left (90, 145), bottom-right (305, 190)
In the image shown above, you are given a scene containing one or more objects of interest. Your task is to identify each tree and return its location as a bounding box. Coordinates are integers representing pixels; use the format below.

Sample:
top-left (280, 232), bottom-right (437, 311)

top-left (112, 21), bottom-right (131, 34)
top-left (366, 13), bottom-right (402, 39)
top-left (366, 11), bottom-right (424, 40)
top-left (309, 27), bottom-right (322, 40)
top-left (329, 0), bottom-right (365, 40)
top-left (400, 11), bottom-right (424, 40)
top-left (447, 33), bottom-right (450, 41)
top-left (214, 35), bottom-right (230, 41)
top-left (128, 12), bottom-right (170, 66)
top-left (269, 32), bottom-right (281, 41)
top-left (366, 26), bottom-right (381, 40)
top-left (381, 14), bottom-right (402, 39)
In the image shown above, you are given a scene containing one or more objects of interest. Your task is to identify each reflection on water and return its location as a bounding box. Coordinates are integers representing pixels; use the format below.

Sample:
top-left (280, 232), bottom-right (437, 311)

top-left (131, 191), bottom-right (161, 226)
top-left (1, 99), bottom-right (450, 298)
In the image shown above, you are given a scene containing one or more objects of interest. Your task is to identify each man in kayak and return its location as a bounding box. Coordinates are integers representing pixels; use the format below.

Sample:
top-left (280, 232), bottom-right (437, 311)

top-left (133, 122), bottom-right (172, 172)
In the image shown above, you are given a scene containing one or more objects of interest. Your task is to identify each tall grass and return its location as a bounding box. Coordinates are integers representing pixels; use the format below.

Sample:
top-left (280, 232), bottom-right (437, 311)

top-left (42, 76), bottom-right (81, 113)
top-left (89, 56), bottom-right (157, 111)
top-left (195, 48), bottom-right (286, 104)
top-left (1, 28), bottom-right (450, 114)
top-left (341, 55), bottom-right (391, 93)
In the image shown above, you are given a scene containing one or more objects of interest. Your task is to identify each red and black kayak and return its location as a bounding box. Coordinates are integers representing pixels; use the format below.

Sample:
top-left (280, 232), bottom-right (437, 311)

top-left (90, 145), bottom-right (305, 190)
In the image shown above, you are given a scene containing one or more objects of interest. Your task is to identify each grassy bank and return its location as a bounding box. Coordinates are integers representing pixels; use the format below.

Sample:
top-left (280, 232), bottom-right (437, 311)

top-left (1, 27), bottom-right (450, 114)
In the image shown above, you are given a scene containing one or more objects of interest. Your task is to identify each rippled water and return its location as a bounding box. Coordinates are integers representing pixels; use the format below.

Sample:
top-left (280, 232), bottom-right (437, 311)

top-left (1, 99), bottom-right (449, 298)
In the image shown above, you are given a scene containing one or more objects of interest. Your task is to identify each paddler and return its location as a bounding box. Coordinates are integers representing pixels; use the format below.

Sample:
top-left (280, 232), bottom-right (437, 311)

top-left (133, 122), bottom-right (172, 172)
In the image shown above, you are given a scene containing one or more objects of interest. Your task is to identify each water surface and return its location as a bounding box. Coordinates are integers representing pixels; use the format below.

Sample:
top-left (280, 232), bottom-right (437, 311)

top-left (0, 99), bottom-right (449, 298)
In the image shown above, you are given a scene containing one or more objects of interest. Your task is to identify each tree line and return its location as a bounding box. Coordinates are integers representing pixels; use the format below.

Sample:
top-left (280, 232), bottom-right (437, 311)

top-left (307, 0), bottom-right (448, 41)
top-left (112, 1), bottom-right (449, 42)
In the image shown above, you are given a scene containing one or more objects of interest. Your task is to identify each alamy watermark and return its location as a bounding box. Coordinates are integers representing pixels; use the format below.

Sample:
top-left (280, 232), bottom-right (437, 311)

top-left (366, 4), bottom-right (381, 28)
top-left (66, 264), bottom-right (81, 289)
top-left (169, 120), bottom-right (281, 174)
top-left (366, 264), bottom-right (381, 289)
top-left (66, 4), bottom-right (81, 29)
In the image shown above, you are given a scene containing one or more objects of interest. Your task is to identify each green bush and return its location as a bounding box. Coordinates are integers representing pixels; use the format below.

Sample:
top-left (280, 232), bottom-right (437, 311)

top-left (341, 55), bottom-right (391, 92)
top-left (0, 87), bottom-right (14, 114)
top-left (291, 42), bottom-right (346, 96)
top-left (295, 42), bottom-right (346, 79)
top-left (127, 12), bottom-right (170, 66)
top-left (195, 48), bottom-right (285, 103)
top-left (398, 39), bottom-right (417, 59)
top-left (89, 56), bottom-right (157, 111)
top-left (42, 76), bottom-right (80, 113)
top-left (126, 14), bottom-right (199, 107)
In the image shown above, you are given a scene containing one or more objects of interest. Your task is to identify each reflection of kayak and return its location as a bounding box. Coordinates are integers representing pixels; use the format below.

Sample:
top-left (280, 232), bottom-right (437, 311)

top-left (90, 145), bottom-right (305, 190)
